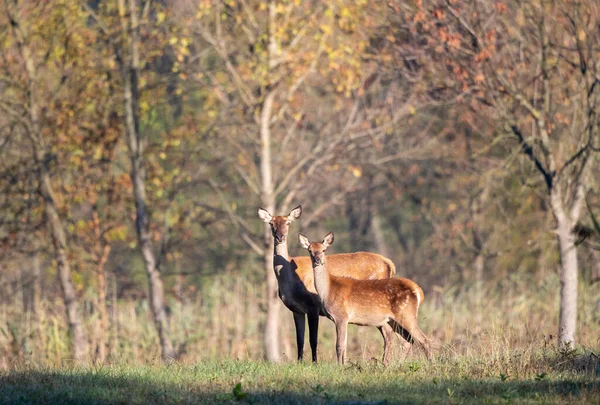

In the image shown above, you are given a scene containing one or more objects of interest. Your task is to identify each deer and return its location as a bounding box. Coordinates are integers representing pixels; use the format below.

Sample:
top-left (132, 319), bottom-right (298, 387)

top-left (258, 206), bottom-right (401, 363)
top-left (299, 232), bottom-right (432, 365)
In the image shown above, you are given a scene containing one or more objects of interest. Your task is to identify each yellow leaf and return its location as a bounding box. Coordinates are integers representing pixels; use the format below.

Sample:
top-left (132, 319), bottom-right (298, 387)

top-left (320, 24), bottom-right (331, 35)
top-left (349, 165), bottom-right (362, 178)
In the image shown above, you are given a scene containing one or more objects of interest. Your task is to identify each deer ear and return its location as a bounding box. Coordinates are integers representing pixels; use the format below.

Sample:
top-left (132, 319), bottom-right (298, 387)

top-left (322, 232), bottom-right (334, 248)
top-left (298, 233), bottom-right (310, 249)
top-left (258, 207), bottom-right (272, 223)
top-left (288, 205), bottom-right (302, 221)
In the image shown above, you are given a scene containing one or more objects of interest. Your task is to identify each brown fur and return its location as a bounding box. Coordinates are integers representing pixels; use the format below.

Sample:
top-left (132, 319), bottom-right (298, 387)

top-left (291, 253), bottom-right (396, 293)
top-left (258, 206), bottom-right (398, 363)
top-left (300, 233), bottom-right (431, 365)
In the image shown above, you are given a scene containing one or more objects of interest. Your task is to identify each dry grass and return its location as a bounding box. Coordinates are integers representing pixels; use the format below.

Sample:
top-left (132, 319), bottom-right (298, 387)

top-left (0, 272), bottom-right (598, 367)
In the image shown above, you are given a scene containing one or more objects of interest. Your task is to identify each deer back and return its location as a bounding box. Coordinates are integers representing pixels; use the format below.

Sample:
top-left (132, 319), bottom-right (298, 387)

top-left (292, 252), bottom-right (396, 294)
top-left (324, 276), bottom-right (424, 325)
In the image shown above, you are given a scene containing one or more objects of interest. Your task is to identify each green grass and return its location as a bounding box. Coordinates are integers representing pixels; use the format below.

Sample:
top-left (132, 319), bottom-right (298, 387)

top-left (1, 353), bottom-right (599, 405)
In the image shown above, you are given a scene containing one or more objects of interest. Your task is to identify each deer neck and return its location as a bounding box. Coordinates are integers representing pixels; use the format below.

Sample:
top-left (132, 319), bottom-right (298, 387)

top-left (312, 260), bottom-right (330, 302)
top-left (273, 240), bottom-right (292, 280)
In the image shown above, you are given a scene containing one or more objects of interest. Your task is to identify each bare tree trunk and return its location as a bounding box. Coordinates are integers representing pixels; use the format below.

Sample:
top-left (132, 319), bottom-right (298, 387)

top-left (550, 188), bottom-right (578, 349)
top-left (119, 0), bottom-right (174, 361)
top-left (346, 191), bottom-right (373, 252)
top-left (109, 272), bottom-right (119, 358)
top-left (591, 250), bottom-right (600, 284)
top-left (31, 252), bottom-right (41, 320)
top-left (42, 176), bottom-right (88, 362)
top-left (96, 244), bottom-right (110, 362)
top-left (371, 210), bottom-right (390, 258)
top-left (473, 253), bottom-right (484, 324)
top-left (260, 89), bottom-right (281, 362)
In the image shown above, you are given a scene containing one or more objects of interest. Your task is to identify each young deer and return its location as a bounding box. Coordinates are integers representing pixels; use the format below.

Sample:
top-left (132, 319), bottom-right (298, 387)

top-left (299, 232), bottom-right (432, 365)
top-left (258, 206), bottom-right (398, 362)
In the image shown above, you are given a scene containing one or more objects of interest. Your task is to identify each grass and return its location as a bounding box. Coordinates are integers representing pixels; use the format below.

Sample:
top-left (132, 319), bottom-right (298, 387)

top-left (1, 275), bottom-right (598, 403)
top-left (1, 348), bottom-right (599, 404)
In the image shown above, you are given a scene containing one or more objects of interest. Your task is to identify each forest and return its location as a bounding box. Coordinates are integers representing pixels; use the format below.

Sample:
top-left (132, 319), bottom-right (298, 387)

top-left (0, 0), bottom-right (599, 403)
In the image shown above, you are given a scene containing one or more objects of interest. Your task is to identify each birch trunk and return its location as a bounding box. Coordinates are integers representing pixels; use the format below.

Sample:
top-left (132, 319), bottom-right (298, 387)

top-left (550, 187), bottom-right (578, 349)
top-left (41, 172), bottom-right (88, 361)
top-left (260, 90), bottom-right (281, 362)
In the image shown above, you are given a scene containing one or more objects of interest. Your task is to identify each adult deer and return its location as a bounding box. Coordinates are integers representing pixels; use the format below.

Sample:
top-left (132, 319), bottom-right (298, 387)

top-left (299, 232), bottom-right (432, 365)
top-left (258, 206), bottom-right (398, 362)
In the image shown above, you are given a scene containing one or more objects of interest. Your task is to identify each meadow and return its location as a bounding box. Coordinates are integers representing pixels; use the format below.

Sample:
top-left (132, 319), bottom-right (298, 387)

top-left (1, 350), bottom-right (598, 404)
top-left (1, 275), bottom-right (599, 404)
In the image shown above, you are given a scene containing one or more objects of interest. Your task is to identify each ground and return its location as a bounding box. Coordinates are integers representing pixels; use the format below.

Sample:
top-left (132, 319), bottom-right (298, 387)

top-left (1, 353), bottom-right (598, 404)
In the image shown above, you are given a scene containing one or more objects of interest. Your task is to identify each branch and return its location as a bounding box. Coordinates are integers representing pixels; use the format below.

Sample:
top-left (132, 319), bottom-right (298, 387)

top-left (558, 143), bottom-right (589, 176)
top-left (303, 183), bottom-right (358, 227)
top-left (508, 124), bottom-right (554, 190)
top-left (444, 2), bottom-right (480, 49)
top-left (208, 179), bottom-right (264, 256)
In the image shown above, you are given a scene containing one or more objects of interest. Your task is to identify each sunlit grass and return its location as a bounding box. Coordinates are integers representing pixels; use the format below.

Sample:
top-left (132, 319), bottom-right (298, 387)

top-left (1, 350), bottom-right (599, 404)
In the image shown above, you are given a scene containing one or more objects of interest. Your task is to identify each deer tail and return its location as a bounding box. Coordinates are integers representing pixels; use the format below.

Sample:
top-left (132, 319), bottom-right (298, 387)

top-left (413, 285), bottom-right (425, 315)
top-left (383, 256), bottom-right (396, 278)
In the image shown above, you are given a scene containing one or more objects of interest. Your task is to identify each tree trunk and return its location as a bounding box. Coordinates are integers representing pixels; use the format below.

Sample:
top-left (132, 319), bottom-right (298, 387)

top-left (109, 272), bottom-right (119, 358)
top-left (371, 210), bottom-right (390, 258)
top-left (31, 252), bottom-right (41, 321)
top-left (42, 175), bottom-right (87, 362)
top-left (550, 187), bottom-right (578, 349)
top-left (346, 192), bottom-right (373, 252)
top-left (473, 253), bottom-right (485, 324)
top-left (260, 90), bottom-right (281, 362)
top-left (119, 0), bottom-right (175, 361)
top-left (591, 250), bottom-right (600, 284)
top-left (9, 7), bottom-right (87, 363)
top-left (96, 244), bottom-right (110, 362)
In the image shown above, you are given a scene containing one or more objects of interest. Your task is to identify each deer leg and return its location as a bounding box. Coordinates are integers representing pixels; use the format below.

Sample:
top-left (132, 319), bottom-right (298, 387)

top-left (293, 312), bottom-right (306, 361)
top-left (407, 323), bottom-right (432, 361)
top-left (378, 323), bottom-right (394, 366)
top-left (389, 320), bottom-right (413, 353)
top-left (335, 319), bottom-right (348, 365)
top-left (307, 309), bottom-right (320, 363)
top-left (390, 318), bottom-right (432, 361)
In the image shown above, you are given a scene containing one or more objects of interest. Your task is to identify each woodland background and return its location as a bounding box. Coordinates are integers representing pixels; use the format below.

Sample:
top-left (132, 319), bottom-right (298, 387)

top-left (0, 0), bottom-right (599, 366)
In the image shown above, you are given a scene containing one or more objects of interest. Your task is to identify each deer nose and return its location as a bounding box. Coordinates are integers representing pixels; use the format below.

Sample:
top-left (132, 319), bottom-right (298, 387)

top-left (275, 234), bottom-right (285, 243)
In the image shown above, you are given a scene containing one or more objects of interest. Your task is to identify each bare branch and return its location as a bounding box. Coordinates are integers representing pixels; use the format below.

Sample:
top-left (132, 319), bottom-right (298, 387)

top-left (508, 124), bottom-right (554, 191)
top-left (208, 179), bottom-right (264, 256)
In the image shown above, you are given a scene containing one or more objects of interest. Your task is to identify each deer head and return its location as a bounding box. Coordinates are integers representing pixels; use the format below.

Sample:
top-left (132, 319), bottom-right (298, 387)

top-left (298, 232), bottom-right (334, 266)
top-left (258, 205), bottom-right (302, 244)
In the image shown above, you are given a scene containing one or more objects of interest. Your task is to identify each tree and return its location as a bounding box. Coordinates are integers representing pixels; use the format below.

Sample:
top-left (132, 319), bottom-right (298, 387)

top-left (0, 0), bottom-right (104, 361)
top-left (413, 0), bottom-right (600, 347)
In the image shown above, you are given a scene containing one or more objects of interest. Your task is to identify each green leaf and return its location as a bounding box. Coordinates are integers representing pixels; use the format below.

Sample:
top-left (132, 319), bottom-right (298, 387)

top-left (232, 382), bottom-right (248, 401)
